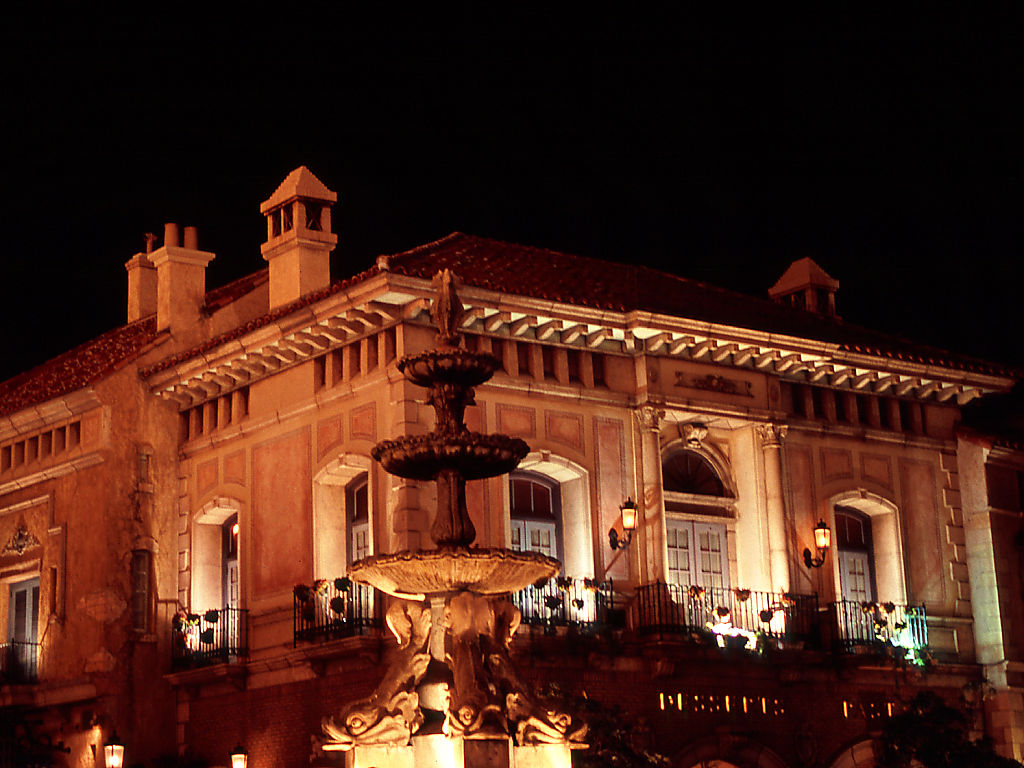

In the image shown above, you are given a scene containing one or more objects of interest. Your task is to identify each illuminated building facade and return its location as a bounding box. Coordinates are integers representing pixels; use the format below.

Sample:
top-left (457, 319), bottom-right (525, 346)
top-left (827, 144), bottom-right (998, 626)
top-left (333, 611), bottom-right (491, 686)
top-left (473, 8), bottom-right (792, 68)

top-left (1, 167), bottom-right (1022, 767)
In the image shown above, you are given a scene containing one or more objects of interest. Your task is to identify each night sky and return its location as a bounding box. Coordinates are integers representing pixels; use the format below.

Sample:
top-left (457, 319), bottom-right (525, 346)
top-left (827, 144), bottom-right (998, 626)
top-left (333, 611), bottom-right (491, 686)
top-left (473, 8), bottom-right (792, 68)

top-left (2, 10), bottom-right (1023, 384)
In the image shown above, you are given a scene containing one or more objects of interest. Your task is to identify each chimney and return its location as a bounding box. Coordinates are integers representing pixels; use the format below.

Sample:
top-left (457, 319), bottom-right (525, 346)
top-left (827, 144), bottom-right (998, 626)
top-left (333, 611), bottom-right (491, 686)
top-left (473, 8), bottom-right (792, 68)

top-left (768, 257), bottom-right (840, 317)
top-left (124, 234), bottom-right (158, 322)
top-left (148, 222), bottom-right (216, 333)
top-left (259, 166), bottom-right (338, 309)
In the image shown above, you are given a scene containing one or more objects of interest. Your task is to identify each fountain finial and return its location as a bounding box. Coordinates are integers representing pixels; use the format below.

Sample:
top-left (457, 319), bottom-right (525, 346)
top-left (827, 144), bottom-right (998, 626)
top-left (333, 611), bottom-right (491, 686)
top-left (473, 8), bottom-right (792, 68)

top-left (430, 269), bottom-right (465, 348)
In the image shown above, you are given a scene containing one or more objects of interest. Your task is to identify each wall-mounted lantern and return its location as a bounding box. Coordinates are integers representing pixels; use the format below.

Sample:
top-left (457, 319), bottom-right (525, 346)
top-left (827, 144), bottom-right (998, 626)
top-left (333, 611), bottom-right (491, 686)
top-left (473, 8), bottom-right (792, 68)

top-left (803, 519), bottom-right (832, 568)
top-left (230, 744), bottom-right (248, 768)
top-left (104, 733), bottom-right (124, 768)
top-left (608, 497), bottom-right (638, 551)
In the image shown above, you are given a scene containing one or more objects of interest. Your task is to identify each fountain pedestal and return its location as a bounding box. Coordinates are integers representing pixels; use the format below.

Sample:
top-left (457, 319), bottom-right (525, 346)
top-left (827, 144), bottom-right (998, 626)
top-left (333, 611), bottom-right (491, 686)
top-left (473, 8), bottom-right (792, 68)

top-left (314, 271), bottom-right (585, 767)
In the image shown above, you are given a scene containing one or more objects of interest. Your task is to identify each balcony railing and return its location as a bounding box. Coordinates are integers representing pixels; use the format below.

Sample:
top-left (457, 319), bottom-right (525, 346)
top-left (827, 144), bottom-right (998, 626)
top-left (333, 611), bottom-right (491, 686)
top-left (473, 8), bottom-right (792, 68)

top-left (828, 600), bottom-right (928, 658)
top-left (511, 577), bottom-right (614, 634)
top-left (633, 582), bottom-right (818, 647)
top-left (0, 640), bottom-right (39, 683)
top-left (294, 579), bottom-right (382, 645)
top-left (172, 607), bottom-right (248, 670)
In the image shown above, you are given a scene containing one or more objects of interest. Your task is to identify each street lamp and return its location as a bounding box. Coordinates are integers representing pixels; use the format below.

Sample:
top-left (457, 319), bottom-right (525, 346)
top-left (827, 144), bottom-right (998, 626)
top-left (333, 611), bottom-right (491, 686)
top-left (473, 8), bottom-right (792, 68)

top-left (104, 733), bottom-right (124, 768)
top-left (230, 743), bottom-right (248, 768)
top-left (608, 497), bottom-right (638, 550)
top-left (803, 519), bottom-right (832, 568)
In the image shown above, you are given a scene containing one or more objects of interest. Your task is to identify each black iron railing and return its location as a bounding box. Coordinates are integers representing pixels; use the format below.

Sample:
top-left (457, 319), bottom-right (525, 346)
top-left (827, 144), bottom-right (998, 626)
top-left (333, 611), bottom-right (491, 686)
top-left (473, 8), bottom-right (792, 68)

top-left (633, 582), bottom-right (818, 646)
top-left (511, 577), bottom-right (613, 634)
top-left (294, 579), bottom-right (381, 645)
top-left (171, 607), bottom-right (248, 669)
top-left (0, 640), bottom-right (39, 683)
top-left (828, 600), bottom-right (928, 655)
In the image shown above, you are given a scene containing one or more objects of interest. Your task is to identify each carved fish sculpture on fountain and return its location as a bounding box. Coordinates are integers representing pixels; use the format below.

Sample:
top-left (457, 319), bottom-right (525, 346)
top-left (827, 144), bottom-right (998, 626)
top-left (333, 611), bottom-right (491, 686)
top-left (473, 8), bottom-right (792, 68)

top-left (316, 269), bottom-right (586, 757)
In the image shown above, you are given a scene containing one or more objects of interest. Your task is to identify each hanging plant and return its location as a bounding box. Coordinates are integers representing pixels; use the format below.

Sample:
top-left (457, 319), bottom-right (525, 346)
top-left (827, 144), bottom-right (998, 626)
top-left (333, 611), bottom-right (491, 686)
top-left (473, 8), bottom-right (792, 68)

top-left (582, 577), bottom-right (600, 592)
top-left (313, 578), bottom-right (330, 595)
top-left (881, 601), bottom-right (896, 615)
top-left (199, 628), bottom-right (214, 645)
top-left (334, 577), bottom-right (352, 592)
top-left (571, 598), bottom-right (585, 610)
top-left (687, 585), bottom-right (706, 601)
top-left (533, 578), bottom-right (550, 591)
top-left (204, 609), bottom-right (220, 624)
top-left (780, 593), bottom-right (797, 607)
top-left (555, 576), bottom-right (573, 592)
top-left (733, 588), bottom-right (751, 603)
top-left (759, 609), bottom-right (774, 623)
top-left (715, 605), bottom-right (731, 619)
top-left (329, 596), bottom-right (346, 615)
top-left (861, 601), bottom-right (877, 614)
top-left (544, 595), bottom-right (562, 610)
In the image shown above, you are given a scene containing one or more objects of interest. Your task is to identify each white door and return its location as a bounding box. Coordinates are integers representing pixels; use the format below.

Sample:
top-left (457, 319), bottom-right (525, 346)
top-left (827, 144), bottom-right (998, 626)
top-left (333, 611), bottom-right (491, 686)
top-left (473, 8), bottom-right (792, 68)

top-left (666, 520), bottom-right (693, 586)
top-left (511, 519), bottom-right (557, 558)
top-left (351, 521), bottom-right (369, 563)
top-left (225, 559), bottom-right (239, 648)
top-left (839, 550), bottom-right (873, 603)
top-left (694, 522), bottom-right (729, 590)
top-left (8, 577), bottom-right (39, 677)
top-left (665, 520), bottom-right (728, 590)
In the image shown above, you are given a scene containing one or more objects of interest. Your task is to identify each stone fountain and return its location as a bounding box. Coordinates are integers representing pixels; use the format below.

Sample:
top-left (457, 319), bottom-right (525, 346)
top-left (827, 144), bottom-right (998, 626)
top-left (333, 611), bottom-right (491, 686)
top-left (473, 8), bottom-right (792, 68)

top-left (314, 271), bottom-right (586, 768)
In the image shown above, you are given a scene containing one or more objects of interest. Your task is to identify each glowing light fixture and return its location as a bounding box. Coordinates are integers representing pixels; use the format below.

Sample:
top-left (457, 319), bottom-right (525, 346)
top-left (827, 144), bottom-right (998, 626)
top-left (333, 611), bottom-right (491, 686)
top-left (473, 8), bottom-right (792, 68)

top-left (104, 733), bottom-right (124, 768)
top-left (608, 497), bottom-right (638, 550)
top-left (803, 519), bottom-right (831, 568)
top-left (230, 744), bottom-right (248, 768)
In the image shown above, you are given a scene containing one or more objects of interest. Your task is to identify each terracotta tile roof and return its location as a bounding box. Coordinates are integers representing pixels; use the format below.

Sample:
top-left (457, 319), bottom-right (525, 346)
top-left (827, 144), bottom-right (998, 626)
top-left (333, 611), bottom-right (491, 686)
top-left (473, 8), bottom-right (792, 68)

top-left (387, 233), bottom-right (1019, 378)
top-left (0, 318), bottom-right (159, 418)
top-left (204, 268), bottom-right (269, 312)
top-left (12, 232), bottom-right (1015, 414)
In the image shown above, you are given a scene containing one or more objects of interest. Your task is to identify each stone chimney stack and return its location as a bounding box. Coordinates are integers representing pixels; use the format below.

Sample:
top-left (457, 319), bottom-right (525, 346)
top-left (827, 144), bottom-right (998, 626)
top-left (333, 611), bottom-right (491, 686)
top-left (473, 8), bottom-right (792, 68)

top-left (149, 222), bottom-right (216, 333)
top-left (259, 166), bottom-right (338, 309)
top-left (124, 233), bottom-right (158, 323)
top-left (768, 257), bottom-right (840, 317)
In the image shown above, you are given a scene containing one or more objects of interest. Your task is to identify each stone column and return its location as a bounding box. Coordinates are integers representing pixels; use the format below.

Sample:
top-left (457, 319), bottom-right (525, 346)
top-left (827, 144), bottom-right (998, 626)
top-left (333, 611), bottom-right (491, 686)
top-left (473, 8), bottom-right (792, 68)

top-left (635, 406), bottom-right (667, 584)
top-left (757, 423), bottom-right (790, 593)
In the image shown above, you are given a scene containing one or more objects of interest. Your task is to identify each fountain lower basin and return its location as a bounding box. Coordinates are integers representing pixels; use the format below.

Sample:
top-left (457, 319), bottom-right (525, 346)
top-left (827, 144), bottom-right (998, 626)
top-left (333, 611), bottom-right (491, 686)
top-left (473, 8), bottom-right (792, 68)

top-left (347, 547), bottom-right (559, 600)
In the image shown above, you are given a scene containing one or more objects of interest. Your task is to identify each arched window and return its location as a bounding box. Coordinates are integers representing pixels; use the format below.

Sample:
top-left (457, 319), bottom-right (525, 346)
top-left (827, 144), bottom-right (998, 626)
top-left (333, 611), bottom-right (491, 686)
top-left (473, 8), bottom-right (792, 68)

top-left (835, 506), bottom-right (876, 603)
top-left (661, 448), bottom-right (733, 590)
top-left (662, 449), bottom-right (728, 505)
top-left (192, 498), bottom-right (242, 614)
top-left (509, 472), bottom-right (561, 560)
top-left (347, 473), bottom-right (370, 563)
top-left (312, 457), bottom-right (374, 579)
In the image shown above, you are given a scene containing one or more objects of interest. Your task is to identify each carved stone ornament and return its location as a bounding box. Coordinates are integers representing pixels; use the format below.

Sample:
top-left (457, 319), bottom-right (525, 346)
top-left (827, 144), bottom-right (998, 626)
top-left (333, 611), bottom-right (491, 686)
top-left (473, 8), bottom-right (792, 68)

top-left (634, 405), bottom-right (665, 432)
top-left (2, 525), bottom-right (41, 556)
top-left (756, 423), bottom-right (788, 448)
top-left (674, 371), bottom-right (754, 398)
top-left (318, 600), bottom-right (432, 752)
top-left (446, 592), bottom-right (587, 746)
top-left (681, 422), bottom-right (708, 447)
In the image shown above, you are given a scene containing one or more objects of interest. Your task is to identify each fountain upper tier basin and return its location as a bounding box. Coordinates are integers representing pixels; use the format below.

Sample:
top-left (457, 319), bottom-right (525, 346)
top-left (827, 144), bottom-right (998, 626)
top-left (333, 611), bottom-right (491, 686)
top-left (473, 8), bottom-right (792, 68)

top-left (398, 348), bottom-right (500, 388)
top-left (372, 432), bottom-right (530, 481)
top-left (347, 547), bottom-right (560, 600)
